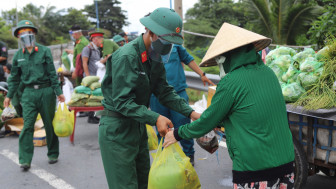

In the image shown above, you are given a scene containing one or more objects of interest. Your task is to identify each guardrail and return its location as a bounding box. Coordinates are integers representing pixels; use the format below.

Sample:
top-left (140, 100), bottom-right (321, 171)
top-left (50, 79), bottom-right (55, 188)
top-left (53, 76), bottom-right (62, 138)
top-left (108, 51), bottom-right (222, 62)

top-left (185, 71), bottom-right (220, 92)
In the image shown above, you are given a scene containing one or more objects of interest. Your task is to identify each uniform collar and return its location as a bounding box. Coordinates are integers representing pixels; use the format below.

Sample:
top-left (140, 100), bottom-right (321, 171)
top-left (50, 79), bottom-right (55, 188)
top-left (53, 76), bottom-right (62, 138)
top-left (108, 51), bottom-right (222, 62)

top-left (22, 43), bottom-right (40, 54)
top-left (136, 34), bottom-right (148, 63)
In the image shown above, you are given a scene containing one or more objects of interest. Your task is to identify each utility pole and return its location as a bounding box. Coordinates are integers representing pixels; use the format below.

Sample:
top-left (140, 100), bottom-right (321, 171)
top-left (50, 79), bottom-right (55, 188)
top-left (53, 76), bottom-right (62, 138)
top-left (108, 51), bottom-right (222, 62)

top-left (174, 0), bottom-right (183, 21)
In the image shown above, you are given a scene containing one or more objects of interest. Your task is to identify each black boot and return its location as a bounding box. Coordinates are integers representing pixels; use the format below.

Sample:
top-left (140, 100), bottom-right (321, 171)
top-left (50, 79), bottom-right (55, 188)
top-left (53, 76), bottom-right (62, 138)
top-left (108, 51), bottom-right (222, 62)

top-left (188, 155), bottom-right (195, 166)
top-left (78, 112), bottom-right (88, 117)
top-left (88, 112), bottom-right (99, 124)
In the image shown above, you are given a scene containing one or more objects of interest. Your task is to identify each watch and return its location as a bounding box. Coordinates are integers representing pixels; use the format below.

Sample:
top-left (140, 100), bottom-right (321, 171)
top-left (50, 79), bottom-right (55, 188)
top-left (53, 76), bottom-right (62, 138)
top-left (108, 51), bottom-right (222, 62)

top-left (202, 72), bottom-right (206, 77)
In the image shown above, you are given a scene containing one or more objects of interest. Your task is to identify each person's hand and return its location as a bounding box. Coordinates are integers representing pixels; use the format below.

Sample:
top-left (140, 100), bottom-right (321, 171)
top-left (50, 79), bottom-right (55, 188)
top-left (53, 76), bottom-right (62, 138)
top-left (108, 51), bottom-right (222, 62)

top-left (201, 75), bottom-right (215, 86)
top-left (156, 115), bottom-right (174, 137)
top-left (3, 97), bottom-right (11, 108)
top-left (100, 54), bottom-right (111, 64)
top-left (65, 49), bottom-right (73, 54)
top-left (57, 94), bottom-right (65, 102)
top-left (163, 130), bottom-right (177, 148)
top-left (190, 111), bottom-right (201, 121)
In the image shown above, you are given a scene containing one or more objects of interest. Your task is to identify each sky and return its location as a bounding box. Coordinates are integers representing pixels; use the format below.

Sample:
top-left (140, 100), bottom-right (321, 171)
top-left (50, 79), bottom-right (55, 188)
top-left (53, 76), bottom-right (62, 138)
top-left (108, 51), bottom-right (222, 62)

top-left (0, 0), bottom-right (198, 34)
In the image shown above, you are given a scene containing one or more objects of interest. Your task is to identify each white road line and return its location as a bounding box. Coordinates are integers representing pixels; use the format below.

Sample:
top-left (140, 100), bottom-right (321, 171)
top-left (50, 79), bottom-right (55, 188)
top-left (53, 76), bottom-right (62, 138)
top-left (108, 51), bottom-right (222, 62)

top-left (0, 149), bottom-right (75, 189)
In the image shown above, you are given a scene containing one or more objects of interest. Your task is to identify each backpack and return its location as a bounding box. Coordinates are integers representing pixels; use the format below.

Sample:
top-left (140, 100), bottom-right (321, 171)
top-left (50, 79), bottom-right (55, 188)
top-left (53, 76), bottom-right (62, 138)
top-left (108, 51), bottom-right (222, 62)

top-left (73, 45), bottom-right (92, 78)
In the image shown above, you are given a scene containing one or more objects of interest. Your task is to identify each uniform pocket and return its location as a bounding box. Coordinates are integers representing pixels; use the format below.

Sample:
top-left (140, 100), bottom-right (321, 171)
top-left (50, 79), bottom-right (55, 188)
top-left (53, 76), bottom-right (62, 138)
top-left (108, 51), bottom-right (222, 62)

top-left (31, 62), bottom-right (46, 79)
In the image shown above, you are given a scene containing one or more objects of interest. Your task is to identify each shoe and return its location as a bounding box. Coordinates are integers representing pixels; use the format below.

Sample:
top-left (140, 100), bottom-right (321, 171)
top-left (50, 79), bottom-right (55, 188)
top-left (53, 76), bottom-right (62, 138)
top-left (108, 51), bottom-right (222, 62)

top-left (48, 158), bottom-right (58, 164)
top-left (188, 155), bottom-right (195, 166)
top-left (88, 117), bottom-right (99, 124)
top-left (20, 164), bottom-right (30, 171)
top-left (78, 112), bottom-right (88, 117)
top-left (0, 131), bottom-right (5, 138)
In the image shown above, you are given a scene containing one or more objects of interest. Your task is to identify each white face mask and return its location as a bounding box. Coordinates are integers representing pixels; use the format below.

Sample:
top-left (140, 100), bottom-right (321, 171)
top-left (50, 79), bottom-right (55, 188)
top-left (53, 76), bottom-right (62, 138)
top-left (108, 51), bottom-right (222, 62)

top-left (215, 56), bottom-right (226, 78)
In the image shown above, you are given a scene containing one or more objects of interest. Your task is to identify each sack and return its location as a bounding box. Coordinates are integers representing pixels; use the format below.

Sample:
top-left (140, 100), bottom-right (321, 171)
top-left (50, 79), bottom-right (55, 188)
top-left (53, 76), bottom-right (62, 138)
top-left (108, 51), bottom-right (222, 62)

top-left (146, 124), bottom-right (158, 151)
top-left (196, 131), bottom-right (219, 154)
top-left (89, 82), bottom-right (101, 90)
top-left (82, 76), bottom-right (100, 87)
top-left (148, 141), bottom-right (201, 189)
top-left (70, 93), bottom-right (89, 102)
top-left (61, 51), bottom-right (71, 71)
top-left (74, 86), bottom-right (92, 95)
top-left (92, 88), bottom-right (103, 96)
top-left (89, 95), bottom-right (104, 101)
top-left (53, 103), bottom-right (74, 137)
top-left (85, 101), bottom-right (102, 107)
top-left (67, 99), bottom-right (87, 107)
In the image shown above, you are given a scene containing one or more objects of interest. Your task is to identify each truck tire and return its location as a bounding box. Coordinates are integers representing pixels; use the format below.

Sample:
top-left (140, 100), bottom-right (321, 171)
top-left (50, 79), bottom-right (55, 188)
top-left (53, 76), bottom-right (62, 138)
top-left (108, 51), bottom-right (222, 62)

top-left (293, 137), bottom-right (308, 189)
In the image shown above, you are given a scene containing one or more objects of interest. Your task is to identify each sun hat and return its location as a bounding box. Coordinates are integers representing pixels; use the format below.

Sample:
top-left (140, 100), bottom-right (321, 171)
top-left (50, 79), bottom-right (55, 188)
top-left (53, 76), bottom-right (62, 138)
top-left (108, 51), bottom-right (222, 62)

top-left (13, 20), bottom-right (38, 37)
top-left (140, 7), bottom-right (183, 45)
top-left (200, 23), bottom-right (272, 67)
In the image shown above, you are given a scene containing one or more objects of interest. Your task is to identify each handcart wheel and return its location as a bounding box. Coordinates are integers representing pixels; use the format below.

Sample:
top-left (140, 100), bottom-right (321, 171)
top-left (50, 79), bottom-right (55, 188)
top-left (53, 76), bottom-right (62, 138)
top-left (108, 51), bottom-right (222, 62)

top-left (293, 137), bottom-right (308, 189)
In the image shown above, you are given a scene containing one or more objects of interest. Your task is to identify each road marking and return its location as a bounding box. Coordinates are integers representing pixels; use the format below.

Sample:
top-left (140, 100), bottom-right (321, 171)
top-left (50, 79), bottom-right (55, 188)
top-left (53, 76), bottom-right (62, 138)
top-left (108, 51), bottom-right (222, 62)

top-left (0, 149), bottom-right (75, 189)
top-left (219, 141), bottom-right (227, 148)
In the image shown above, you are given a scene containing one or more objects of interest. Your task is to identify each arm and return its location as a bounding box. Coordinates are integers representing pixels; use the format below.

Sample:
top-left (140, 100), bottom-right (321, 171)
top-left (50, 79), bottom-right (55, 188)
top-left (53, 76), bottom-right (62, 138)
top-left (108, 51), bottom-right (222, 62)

top-left (188, 61), bottom-right (215, 86)
top-left (163, 83), bottom-right (234, 147)
top-left (0, 57), bottom-right (6, 62)
top-left (4, 54), bottom-right (21, 107)
top-left (45, 48), bottom-right (63, 97)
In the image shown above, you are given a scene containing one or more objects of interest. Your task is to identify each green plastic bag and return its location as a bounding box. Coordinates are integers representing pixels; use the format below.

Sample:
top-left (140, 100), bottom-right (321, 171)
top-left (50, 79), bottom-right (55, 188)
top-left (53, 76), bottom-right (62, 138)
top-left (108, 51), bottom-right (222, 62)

top-left (61, 51), bottom-right (71, 71)
top-left (293, 48), bottom-right (315, 64)
top-left (266, 47), bottom-right (296, 66)
top-left (82, 76), bottom-right (100, 87)
top-left (272, 55), bottom-right (293, 72)
top-left (53, 103), bottom-right (74, 137)
top-left (299, 57), bottom-right (323, 72)
top-left (148, 140), bottom-right (201, 189)
top-left (315, 46), bottom-right (329, 61)
top-left (74, 86), bottom-right (92, 95)
top-left (269, 64), bottom-right (284, 80)
top-left (281, 62), bottom-right (300, 82)
top-left (297, 72), bottom-right (320, 90)
top-left (92, 88), bottom-right (103, 96)
top-left (89, 82), bottom-right (101, 90)
top-left (146, 124), bottom-right (158, 151)
top-left (282, 82), bottom-right (306, 102)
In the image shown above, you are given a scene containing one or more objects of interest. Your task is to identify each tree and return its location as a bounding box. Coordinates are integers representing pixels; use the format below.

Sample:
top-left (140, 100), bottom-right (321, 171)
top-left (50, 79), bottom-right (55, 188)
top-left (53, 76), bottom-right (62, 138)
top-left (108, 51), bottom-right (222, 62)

top-left (0, 18), bottom-right (18, 49)
top-left (183, 0), bottom-right (248, 49)
top-left (245, 0), bottom-right (324, 45)
top-left (308, 0), bottom-right (336, 48)
top-left (84, 0), bottom-right (128, 37)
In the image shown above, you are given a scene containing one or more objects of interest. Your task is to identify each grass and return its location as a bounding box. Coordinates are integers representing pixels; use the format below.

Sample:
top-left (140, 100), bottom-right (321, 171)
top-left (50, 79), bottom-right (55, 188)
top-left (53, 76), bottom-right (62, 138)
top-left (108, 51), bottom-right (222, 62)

top-left (186, 88), bottom-right (208, 104)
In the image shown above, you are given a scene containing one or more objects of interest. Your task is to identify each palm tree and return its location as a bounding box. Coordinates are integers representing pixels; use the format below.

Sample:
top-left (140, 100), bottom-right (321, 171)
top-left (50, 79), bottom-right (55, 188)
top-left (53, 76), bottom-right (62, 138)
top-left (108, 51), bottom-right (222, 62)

top-left (246, 0), bottom-right (324, 45)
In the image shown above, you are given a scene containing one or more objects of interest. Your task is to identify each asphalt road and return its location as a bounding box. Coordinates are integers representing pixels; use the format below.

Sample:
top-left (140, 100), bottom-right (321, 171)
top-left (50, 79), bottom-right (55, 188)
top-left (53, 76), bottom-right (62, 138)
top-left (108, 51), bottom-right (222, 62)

top-left (1, 117), bottom-right (336, 189)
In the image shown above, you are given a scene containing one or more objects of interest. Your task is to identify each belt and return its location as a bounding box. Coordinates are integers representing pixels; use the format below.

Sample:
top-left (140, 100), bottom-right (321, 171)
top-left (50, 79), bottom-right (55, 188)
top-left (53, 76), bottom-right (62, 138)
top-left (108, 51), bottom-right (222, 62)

top-left (26, 83), bottom-right (51, 89)
top-left (96, 110), bottom-right (125, 118)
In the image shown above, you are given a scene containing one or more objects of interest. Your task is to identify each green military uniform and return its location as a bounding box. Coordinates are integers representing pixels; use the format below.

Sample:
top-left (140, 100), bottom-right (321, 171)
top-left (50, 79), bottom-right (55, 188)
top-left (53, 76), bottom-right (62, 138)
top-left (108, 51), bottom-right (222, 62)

top-left (8, 27), bottom-right (62, 165)
top-left (73, 35), bottom-right (89, 85)
top-left (0, 41), bottom-right (8, 66)
top-left (101, 39), bottom-right (119, 57)
top-left (100, 35), bottom-right (193, 188)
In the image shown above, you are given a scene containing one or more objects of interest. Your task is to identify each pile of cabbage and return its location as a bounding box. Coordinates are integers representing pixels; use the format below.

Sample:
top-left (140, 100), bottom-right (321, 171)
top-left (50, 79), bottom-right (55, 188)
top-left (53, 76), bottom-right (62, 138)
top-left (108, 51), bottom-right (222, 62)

top-left (267, 46), bottom-right (328, 102)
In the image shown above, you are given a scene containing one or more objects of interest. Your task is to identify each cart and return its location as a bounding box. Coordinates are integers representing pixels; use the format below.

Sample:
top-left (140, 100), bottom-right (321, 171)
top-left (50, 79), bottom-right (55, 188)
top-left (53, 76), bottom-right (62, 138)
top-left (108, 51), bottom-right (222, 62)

top-left (287, 104), bottom-right (336, 188)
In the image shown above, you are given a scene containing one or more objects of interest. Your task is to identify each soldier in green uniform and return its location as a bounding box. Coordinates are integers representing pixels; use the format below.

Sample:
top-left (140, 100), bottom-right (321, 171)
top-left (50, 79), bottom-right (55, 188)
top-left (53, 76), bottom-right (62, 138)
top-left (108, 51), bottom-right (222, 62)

top-left (99, 8), bottom-right (200, 189)
top-left (3, 20), bottom-right (65, 171)
top-left (66, 25), bottom-right (89, 85)
top-left (112, 35), bottom-right (126, 47)
top-left (0, 41), bottom-right (8, 66)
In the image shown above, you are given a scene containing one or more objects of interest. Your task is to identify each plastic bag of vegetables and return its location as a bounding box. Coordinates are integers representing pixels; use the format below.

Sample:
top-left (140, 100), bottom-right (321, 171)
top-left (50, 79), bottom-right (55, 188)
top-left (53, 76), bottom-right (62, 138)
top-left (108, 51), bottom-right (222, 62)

top-left (299, 57), bottom-right (323, 72)
top-left (282, 82), bottom-right (306, 102)
top-left (315, 46), bottom-right (329, 61)
top-left (148, 140), bottom-right (201, 189)
top-left (61, 51), bottom-right (71, 71)
top-left (53, 103), bottom-right (74, 137)
top-left (146, 124), bottom-right (158, 151)
top-left (266, 47), bottom-right (296, 65)
top-left (272, 55), bottom-right (293, 72)
top-left (297, 72), bottom-right (320, 90)
top-left (74, 86), bottom-right (92, 95)
top-left (269, 64), bottom-right (284, 80)
top-left (282, 62), bottom-right (300, 82)
top-left (293, 48), bottom-right (315, 63)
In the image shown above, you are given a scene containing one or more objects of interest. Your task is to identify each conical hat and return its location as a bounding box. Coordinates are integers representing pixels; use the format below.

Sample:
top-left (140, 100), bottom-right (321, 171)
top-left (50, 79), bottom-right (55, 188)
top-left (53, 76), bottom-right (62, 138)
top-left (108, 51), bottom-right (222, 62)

top-left (200, 23), bottom-right (272, 67)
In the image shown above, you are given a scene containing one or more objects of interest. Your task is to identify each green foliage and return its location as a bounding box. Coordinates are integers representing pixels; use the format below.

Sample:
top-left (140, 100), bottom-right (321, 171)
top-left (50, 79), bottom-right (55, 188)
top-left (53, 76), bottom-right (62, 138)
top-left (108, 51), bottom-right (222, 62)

top-left (308, 0), bottom-right (336, 48)
top-left (183, 0), bottom-right (248, 49)
top-left (186, 88), bottom-right (207, 104)
top-left (245, 0), bottom-right (324, 45)
top-left (0, 18), bottom-right (18, 49)
top-left (185, 48), bottom-right (219, 75)
top-left (84, 0), bottom-right (128, 37)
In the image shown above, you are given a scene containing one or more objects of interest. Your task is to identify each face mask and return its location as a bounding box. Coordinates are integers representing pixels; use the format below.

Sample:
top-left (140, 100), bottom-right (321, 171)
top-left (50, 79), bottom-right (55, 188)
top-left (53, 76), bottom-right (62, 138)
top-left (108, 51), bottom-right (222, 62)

top-left (216, 56), bottom-right (226, 78)
top-left (70, 34), bottom-right (76, 42)
top-left (19, 32), bottom-right (36, 48)
top-left (149, 36), bottom-right (173, 63)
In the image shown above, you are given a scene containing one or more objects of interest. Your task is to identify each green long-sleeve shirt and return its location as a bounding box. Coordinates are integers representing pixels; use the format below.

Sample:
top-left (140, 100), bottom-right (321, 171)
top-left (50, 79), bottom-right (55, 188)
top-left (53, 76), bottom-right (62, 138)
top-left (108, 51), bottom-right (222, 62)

top-left (7, 43), bottom-right (62, 98)
top-left (101, 35), bottom-right (193, 125)
top-left (177, 45), bottom-right (294, 173)
top-left (73, 35), bottom-right (89, 67)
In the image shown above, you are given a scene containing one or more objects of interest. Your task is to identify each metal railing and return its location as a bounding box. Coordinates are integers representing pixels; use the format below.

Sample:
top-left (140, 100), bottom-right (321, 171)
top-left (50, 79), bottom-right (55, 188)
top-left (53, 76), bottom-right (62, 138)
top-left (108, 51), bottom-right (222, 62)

top-left (185, 71), bottom-right (220, 92)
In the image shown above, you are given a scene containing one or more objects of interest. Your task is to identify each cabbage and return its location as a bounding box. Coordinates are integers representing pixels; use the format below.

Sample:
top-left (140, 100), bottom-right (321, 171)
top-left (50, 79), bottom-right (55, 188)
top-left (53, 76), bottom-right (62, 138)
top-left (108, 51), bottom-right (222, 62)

top-left (272, 55), bottom-right (293, 72)
top-left (282, 82), bottom-right (306, 102)
top-left (299, 57), bottom-right (323, 72)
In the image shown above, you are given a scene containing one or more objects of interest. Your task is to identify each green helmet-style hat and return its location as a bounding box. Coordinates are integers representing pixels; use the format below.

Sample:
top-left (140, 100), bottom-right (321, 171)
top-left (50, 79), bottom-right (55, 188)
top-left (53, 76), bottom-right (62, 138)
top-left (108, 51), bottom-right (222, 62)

top-left (140, 7), bottom-right (183, 45)
top-left (113, 35), bottom-right (125, 43)
top-left (13, 20), bottom-right (38, 37)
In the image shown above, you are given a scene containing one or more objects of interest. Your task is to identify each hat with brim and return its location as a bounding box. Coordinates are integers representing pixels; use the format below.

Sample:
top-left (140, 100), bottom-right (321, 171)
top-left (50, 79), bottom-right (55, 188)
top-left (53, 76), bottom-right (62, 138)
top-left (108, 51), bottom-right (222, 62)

top-left (89, 31), bottom-right (104, 39)
top-left (200, 23), bottom-right (272, 67)
top-left (140, 7), bottom-right (183, 45)
top-left (113, 35), bottom-right (125, 43)
top-left (14, 20), bottom-right (38, 37)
